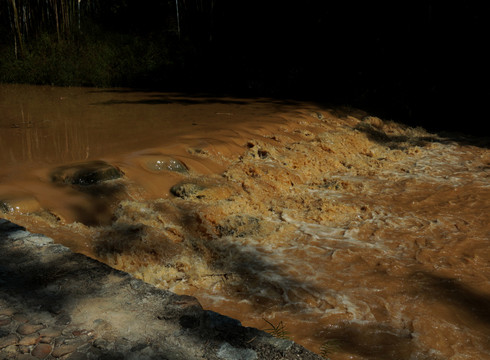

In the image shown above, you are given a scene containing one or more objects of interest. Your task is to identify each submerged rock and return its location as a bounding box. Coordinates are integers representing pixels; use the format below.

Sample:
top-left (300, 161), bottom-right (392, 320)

top-left (51, 161), bottom-right (123, 186)
top-left (0, 196), bottom-right (41, 214)
top-left (140, 156), bottom-right (189, 174)
top-left (170, 183), bottom-right (206, 199)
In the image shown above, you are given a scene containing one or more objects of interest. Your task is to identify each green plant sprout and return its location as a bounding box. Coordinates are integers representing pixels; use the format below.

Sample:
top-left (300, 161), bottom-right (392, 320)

top-left (320, 339), bottom-right (341, 359)
top-left (262, 318), bottom-right (290, 340)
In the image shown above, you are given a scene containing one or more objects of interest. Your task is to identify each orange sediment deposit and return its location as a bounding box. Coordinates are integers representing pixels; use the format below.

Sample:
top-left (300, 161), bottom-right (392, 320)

top-left (1, 85), bottom-right (489, 359)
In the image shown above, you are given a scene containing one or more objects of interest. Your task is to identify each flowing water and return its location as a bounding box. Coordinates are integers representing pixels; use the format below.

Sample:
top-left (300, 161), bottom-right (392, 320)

top-left (1, 84), bottom-right (489, 359)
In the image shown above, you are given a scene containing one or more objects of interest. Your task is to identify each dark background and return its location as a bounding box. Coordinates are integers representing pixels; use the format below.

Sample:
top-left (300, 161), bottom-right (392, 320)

top-left (1, 1), bottom-right (488, 135)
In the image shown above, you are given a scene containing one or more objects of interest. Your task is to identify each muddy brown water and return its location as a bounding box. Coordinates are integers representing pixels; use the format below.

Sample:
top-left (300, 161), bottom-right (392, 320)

top-left (1, 84), bottom-right (489, 359)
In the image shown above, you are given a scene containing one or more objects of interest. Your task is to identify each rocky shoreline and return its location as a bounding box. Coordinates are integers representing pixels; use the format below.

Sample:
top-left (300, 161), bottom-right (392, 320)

top-left (0, 219), bottom-right (323, 360)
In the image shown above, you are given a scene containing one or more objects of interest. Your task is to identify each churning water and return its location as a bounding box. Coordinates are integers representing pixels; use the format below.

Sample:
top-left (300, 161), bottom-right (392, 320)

top-left (1, 84), bottom-right (489, 359)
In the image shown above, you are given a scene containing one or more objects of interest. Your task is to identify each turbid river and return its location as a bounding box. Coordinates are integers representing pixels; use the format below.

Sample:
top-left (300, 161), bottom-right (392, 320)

top-left (1, 84), bottom-right (489, 359)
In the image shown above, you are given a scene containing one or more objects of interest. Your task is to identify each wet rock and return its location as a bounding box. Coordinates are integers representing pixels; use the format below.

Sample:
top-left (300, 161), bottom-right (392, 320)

top-left (51, 160), bottom-right (123, 186)
top-left (0, 196), bottom-right (41, 214)
top-left (142, 156), bottom-right (189, 174)
top-left (31, 343), bottom-right (52, 358)
top-left (170, 183), bottom-right (206, 199)
top-left (17, 324), bottom-right (44, 335)
top-left (0, 334), bottom-right (19, 348)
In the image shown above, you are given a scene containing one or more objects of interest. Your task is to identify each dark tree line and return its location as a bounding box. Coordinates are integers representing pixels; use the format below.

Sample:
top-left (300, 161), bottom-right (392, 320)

top-left (0, 1), bottom-right (488, 134)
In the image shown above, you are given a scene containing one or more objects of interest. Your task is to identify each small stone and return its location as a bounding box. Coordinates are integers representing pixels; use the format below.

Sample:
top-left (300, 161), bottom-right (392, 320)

top-left (31, 343), bottom-right (52, 358)
top-left (13, 313), bottom-right (29, 323)
top-left (55, 314), bottom-right (71, 326)
top-left (19, 344), bottom-right (33, 353)
top-left (0, 308), bottom-right (15, 316)
top-left (0, 334), bottom-right (19, 348)
top-left (18, 354), bottom-right (38, 359)
top-left (40, 336), bottom-right (53, 344)
top-left (19, 333), bottom-right (41, 346)
top-left (92, 338), bottom-right (109, 350)
top-left (51, 344), bottom-right (80, 358)
top-left (17, 323), bottom-right (44, 335)
top-left (3, 344), bottom-right (18, 354)
top-left (39, 328), bottom-right (62, 338)
top-left (66, 352), bottom-right (88, 360)
top-left (0, 317), bottom-right (11, 326)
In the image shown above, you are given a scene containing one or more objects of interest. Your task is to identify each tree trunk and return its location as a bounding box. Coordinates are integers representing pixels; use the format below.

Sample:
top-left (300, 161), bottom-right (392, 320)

top-left (9, 0), bottom-right (24, 58)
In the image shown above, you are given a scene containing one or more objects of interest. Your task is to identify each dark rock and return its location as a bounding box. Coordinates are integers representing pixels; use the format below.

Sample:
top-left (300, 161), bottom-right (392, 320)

top-left (51, 161), bottom-right (124, 186)
top-left (55, 314), bottom-right (71, 326)
top-left (203, 311), bottom-right (242, 332)
top-left (179, 315), bottom-right (200, 329)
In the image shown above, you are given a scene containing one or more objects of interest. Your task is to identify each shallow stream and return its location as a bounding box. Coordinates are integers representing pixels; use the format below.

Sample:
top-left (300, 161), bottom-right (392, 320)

top-left (1, 84), bottom-right (489, 359)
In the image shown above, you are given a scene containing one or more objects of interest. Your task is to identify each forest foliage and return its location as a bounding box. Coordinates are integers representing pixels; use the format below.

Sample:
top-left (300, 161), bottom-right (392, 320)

top-left (0, 0), bottom-right (216, 88)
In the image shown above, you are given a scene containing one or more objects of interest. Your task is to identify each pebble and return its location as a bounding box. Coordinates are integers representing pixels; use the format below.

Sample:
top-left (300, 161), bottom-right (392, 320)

top-left (19, 345), bottom-right (33, 353)
top-left (0, 334), bottom-right (19, 348)
top-left (17, 323), bottom-right (44, 335)
top-left (66, 352), bottom-right (88, 360)
top-left (31, 343), bottom-right (52, 358)
top-left (18, 354), bottom-right (38, 359)
top-left (0, 317), bottom-right (11, 326)
top-left (51, 343), bottom-right (79, 358)
top-left (40, 337), bottom-right (53, 344)
top-left (13, 313), bottom-right (29, 323)
top-left (0, 308), bottom-right (16, 316)
top-left (19, 334), bottom-right (41, 346)
top-left (39, 328), bottom-right (62, 338)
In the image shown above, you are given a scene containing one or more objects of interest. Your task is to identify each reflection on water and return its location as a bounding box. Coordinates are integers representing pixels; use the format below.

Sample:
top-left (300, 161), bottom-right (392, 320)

top-left (1, 84), bottom-right (489, 359)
